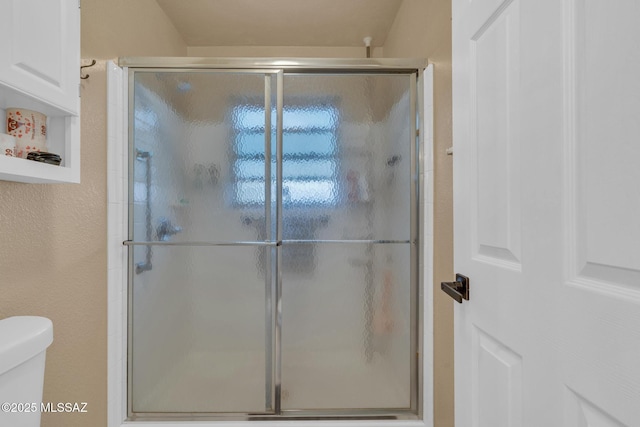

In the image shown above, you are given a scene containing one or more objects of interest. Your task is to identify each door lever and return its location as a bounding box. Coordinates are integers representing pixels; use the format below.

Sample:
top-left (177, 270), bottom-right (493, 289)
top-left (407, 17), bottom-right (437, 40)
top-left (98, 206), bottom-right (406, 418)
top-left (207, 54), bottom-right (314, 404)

top-left (441, 274), bottom-right (469, 303)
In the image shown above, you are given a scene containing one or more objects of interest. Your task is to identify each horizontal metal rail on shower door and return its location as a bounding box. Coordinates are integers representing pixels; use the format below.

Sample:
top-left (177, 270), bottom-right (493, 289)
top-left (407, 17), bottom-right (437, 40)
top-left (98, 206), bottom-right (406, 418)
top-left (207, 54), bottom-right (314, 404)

top-left (280, 239), bottom-right (412, 245)
top-left (119, 57), bottom-right (428, 71)
top-left (123, 240), bottom-right (279, 247)
top-left (123, 239), bottom-right (413, 245)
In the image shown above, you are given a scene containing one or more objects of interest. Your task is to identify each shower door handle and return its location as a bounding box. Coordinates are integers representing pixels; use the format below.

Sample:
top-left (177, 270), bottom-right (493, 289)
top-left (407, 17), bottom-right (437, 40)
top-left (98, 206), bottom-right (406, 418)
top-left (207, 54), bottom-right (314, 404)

top-left (441, 274), bottom-right (469, 303)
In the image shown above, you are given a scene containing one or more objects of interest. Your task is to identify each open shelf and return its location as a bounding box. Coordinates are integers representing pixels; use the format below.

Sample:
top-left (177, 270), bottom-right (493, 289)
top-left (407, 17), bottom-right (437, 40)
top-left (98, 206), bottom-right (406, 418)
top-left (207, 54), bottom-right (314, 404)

top-left (0, 84), bottom-right (80, 184)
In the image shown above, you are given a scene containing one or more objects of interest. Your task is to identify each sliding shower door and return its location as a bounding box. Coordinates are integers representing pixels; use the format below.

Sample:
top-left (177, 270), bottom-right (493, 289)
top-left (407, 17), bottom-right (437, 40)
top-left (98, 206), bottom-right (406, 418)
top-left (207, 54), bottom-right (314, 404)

top-left (127, 65), bottom-right (420, 419)
top-left (129, 70), bottom-right (278, 414)
top-left (279, 74), bottom-right (416, 411)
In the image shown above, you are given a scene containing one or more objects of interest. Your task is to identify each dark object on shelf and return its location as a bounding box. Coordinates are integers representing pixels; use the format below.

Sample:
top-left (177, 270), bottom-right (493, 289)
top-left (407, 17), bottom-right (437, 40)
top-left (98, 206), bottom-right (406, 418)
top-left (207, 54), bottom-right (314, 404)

top-left (27, 151), bottom-right (62, 166)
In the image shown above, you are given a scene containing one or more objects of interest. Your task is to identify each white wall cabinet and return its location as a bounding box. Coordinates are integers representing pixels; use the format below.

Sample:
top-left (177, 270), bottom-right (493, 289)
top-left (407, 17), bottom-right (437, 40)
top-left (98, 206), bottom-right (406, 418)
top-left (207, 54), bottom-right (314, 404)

top-left (0, 0), bottom-right (80, 183)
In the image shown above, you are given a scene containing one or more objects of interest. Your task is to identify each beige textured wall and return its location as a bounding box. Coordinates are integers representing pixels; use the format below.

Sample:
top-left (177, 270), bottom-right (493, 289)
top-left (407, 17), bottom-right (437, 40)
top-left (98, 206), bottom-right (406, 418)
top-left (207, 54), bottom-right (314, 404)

top-left (384, 1), bottom-right (454, 426)
top-left (0, 2), bottom-right (185, 427)
top-left (82, 0), bottom-right (187, 59)
top-left (188, 45), bottom-right (383, 58)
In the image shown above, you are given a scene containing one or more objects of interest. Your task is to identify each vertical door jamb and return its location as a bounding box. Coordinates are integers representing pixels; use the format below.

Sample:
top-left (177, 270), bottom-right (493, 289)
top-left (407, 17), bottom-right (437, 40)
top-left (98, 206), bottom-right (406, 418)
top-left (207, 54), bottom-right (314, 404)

top-left (274, 70), bottom-right (284, 414)
top-left (409, 72), bottom-right (420, 414)
top-left (126, 69), bottom-right (136, 419)
top-left (264, 73), bottom-right (274, 411)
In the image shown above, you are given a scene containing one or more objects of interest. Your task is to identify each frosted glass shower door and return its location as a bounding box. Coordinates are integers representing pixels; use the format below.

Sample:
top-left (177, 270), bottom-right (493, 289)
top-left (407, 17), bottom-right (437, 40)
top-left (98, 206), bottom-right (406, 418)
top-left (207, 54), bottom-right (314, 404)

top-left (127, 68), bottom-right (420, 418)
top-left (279, 74), bottom-right (417, 411)
top-left (129, 71), bottom-right (277, 414)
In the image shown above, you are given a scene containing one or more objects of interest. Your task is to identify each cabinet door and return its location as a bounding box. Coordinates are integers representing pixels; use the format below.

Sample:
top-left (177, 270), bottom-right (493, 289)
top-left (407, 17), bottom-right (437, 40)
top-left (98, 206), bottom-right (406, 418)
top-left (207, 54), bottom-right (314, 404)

top-left (0, 0), bottom-right (80, 115)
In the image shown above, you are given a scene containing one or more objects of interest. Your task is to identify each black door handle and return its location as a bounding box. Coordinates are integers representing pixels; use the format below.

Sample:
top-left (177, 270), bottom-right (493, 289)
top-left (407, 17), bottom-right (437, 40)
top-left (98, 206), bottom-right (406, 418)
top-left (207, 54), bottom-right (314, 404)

top-left (441, 274), bottom-right (469, 303)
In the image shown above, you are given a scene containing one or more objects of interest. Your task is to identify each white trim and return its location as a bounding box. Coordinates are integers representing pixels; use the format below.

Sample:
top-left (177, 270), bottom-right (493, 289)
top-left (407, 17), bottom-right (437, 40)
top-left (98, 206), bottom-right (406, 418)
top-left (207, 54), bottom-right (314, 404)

top-left (107, 63), bottom-right (435, 427)
top-left (422, 64), bottom-right (435, 427)
top-left (107, 60), bottom-right (129, 427)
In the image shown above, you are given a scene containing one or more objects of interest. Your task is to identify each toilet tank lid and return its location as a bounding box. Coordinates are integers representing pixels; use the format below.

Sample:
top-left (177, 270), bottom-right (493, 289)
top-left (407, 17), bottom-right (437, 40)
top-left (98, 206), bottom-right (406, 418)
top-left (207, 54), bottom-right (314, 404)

top-left (0, 316), bottom-right (53, 376)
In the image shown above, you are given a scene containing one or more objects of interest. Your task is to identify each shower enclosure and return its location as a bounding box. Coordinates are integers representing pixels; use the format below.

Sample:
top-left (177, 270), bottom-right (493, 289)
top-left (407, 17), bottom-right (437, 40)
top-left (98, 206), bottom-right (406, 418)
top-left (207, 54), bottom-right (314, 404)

top-left (124, 58), bottom-right (426, 421)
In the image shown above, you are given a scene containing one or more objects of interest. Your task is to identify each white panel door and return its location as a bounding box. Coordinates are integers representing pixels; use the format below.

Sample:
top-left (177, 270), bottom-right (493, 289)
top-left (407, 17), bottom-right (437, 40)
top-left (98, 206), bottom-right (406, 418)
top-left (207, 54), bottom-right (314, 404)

top-left (0, 0), bottom-right (80, 114)
top-left (452, 0), bottom-right (640, 426)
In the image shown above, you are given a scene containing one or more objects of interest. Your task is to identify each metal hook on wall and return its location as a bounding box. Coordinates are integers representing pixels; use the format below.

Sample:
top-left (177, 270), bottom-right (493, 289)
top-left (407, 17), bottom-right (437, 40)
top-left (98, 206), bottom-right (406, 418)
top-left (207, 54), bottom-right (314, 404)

top-left (80, 59), bottom-right (96, 80)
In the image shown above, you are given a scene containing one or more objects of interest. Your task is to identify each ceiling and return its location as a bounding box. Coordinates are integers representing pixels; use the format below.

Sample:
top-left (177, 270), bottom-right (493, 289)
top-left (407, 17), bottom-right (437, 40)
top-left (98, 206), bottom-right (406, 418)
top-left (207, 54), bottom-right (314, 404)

top-left (155, 0), bottom-right (404, 47)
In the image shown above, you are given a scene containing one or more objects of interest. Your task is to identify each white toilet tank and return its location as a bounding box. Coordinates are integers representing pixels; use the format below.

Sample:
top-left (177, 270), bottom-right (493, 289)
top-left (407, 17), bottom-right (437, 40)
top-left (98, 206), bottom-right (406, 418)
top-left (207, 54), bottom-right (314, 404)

top-left (0, 316), bottom-right (53, 427)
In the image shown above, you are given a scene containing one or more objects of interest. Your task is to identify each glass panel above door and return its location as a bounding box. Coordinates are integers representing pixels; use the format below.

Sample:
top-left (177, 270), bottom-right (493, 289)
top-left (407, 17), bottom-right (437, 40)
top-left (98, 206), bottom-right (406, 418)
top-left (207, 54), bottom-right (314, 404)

top-left (282, 74), bottom-right (412, 242)
top-left (132, 72), bottom-right (275, 244)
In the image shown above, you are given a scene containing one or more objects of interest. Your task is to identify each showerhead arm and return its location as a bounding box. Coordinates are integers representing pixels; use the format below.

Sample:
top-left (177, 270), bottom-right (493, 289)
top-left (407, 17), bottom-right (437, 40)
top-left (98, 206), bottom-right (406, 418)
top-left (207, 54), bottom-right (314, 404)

top-left (135, 149), bottom-right (151, 159)
top-left (363, 36), bottom-right (373, 58)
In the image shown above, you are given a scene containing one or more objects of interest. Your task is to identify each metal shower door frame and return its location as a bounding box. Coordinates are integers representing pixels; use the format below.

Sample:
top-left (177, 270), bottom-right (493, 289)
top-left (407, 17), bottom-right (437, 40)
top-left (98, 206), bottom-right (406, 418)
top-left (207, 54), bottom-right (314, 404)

top-left (123, 58), bottom-right (426, 421)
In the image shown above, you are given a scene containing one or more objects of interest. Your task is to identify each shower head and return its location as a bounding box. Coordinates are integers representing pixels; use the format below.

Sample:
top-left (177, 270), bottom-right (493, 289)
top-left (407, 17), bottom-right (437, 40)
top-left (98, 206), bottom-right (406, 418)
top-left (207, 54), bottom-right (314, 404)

top-left (135, 149), bottom-right (151, 160)
top-left (177, 81), bottom-right (192, 92)
top-left (363, 36), bottom-right (373, 58)
top-left (387, 155), bottom-right (401, 166)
